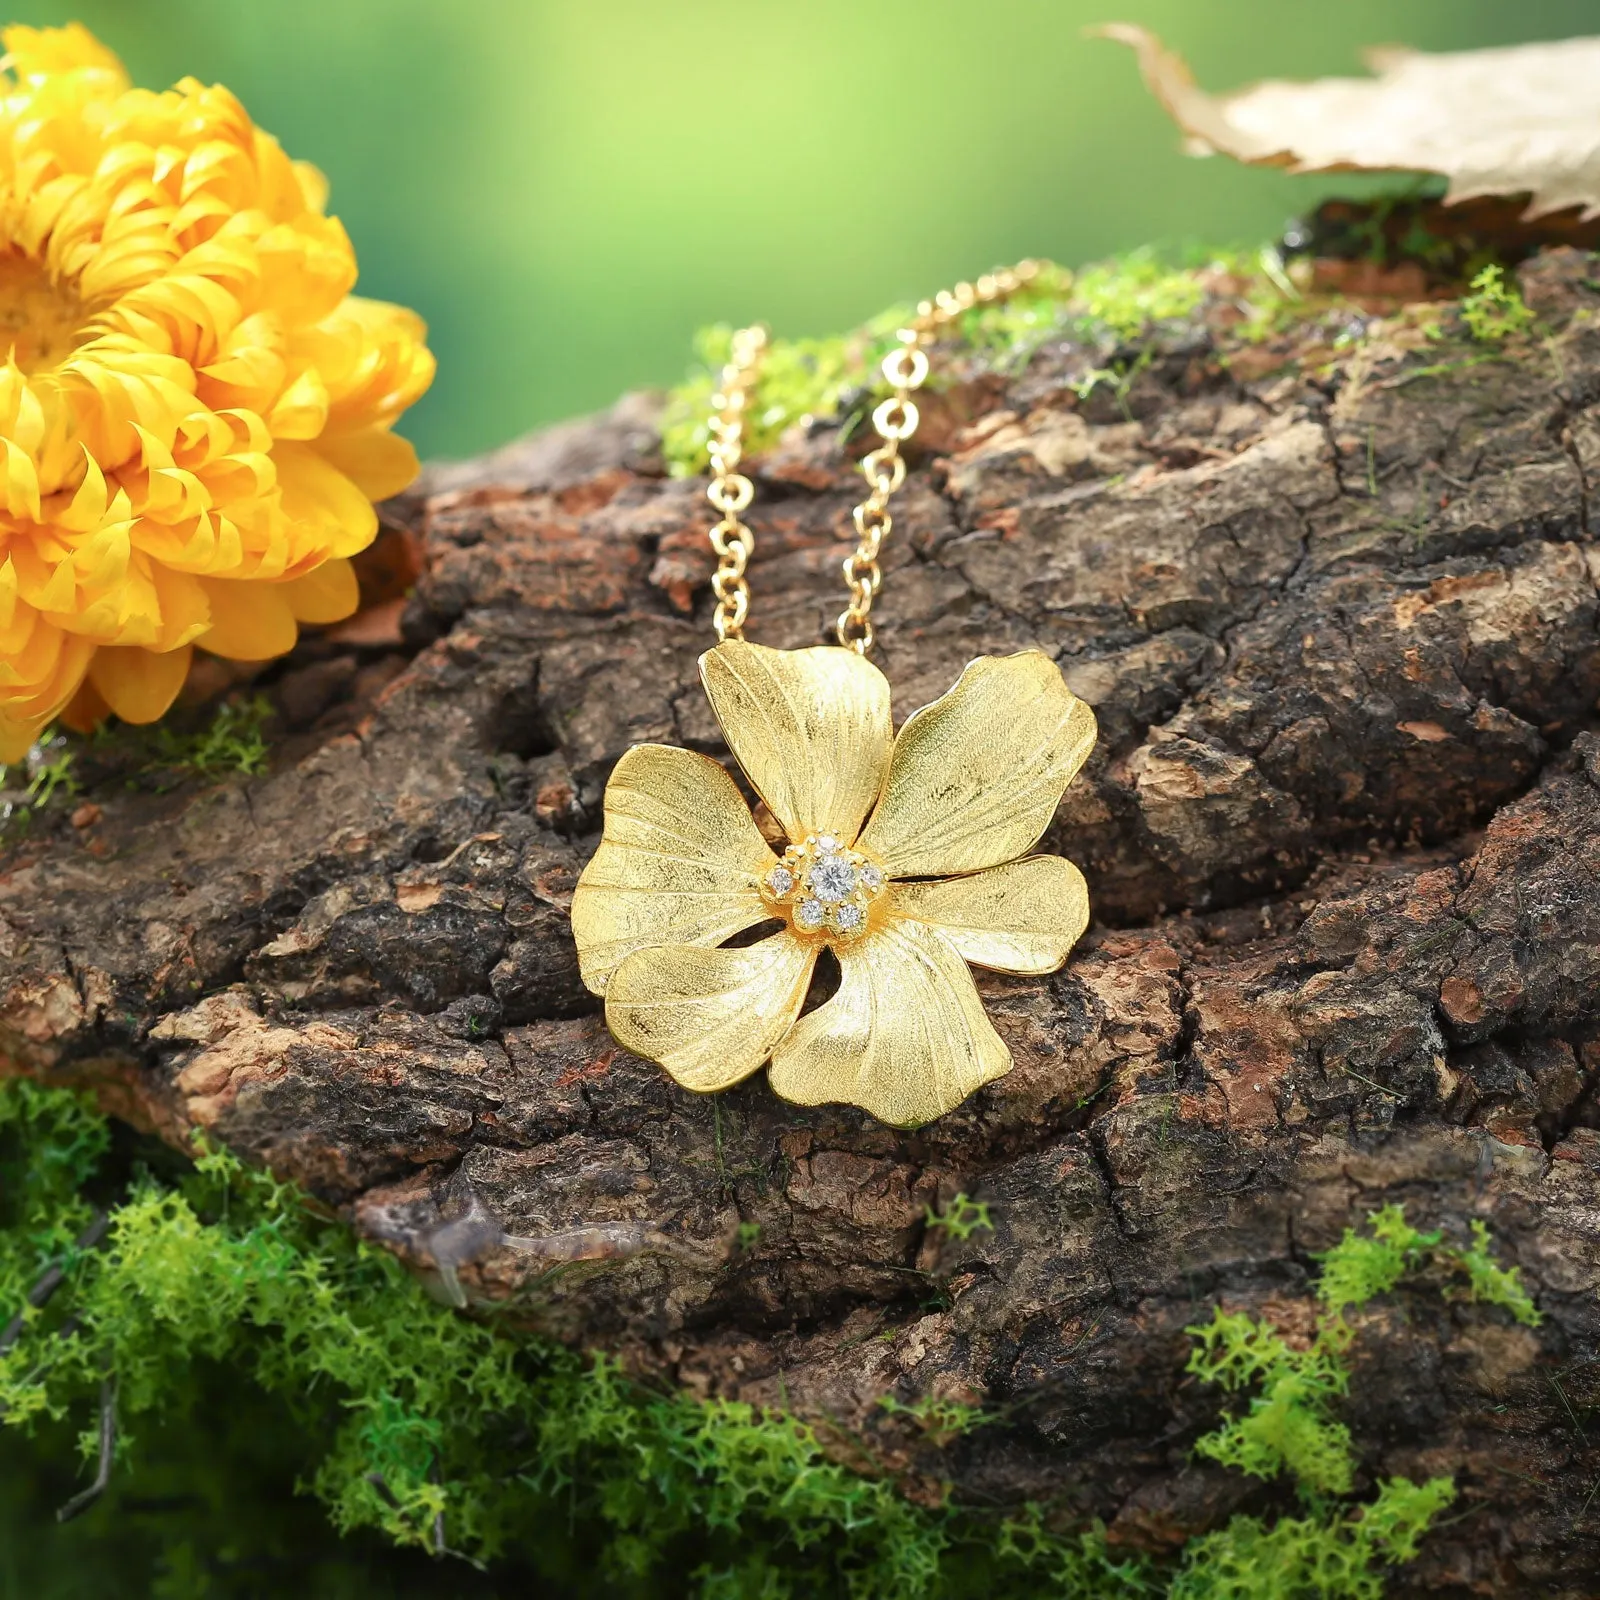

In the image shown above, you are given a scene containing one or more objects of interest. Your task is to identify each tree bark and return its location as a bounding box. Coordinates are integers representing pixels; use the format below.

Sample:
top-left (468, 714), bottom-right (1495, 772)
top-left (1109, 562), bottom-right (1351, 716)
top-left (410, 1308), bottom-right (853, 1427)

top-left (4, 251), bottom-right (1600, 1595)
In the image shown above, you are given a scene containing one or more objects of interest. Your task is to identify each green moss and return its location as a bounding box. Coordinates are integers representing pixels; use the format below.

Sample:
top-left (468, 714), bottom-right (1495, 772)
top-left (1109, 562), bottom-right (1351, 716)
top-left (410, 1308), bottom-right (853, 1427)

top-left (658, 239), bottom-right (1555, 486)
top-left (0, 730), bottom-right (82, 842)
top-left (1071, 246), bottom-right (1206, 341)
top-left (1179, 1204), bottom-right (1544, 1594)
top-left (1459, 264), bottom-right (1536, 343)
top-left (1, 1086), bottom-right (1532, 1597)
top-left (1187, 1310), bottom-right (1355, 1495)
top-left (1069, 347), bottom-right (1154, 421)
top-left (0, 1081), bottom-right (1140, 1597)
top-left (658, 320), bottom-right (896, 479)
top-left (1313, 1204), bottom-right (1540, 1329)
top-left (657, 248), bottom-right (1307, 478)
top-left (23, 740), bottom-right (80, 809)
top-left (146, 694), bottom-right (274, 778)
top-left (877, 1393), bottom-right (988, 1447)
top-left (1454, 1220), bottom-right (1541, 1326)
top-left (0, 1077), bottom-right (109, 1313)
top-left (1167, 1478), bottom-right (1457, 1600)
top-left (1314, 1203), bottom-right (1440, 1318)
top-left (923, 1193), bottom-right (993, 1241)
top-left (986, 1506), bottom-right (1156, 1598)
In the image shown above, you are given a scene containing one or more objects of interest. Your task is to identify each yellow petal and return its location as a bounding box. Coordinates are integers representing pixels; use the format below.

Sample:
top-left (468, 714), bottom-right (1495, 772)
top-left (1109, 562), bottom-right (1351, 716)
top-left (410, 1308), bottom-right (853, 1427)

top-left (293, 159), bottom-right (330, 214)
top-left (0, 628), bottom-right (92, 738)
top-left (571, 743), bottom-right (779, 995)
top-left (315, 428), bottom-right (420, 501)
top-left (149, 563), bottom-right (213, 651)
top-left (699, 639), bottom-right (891, 846)
top-left (768, 919), bottom-right (1009, 1126)
top-left (892, 854), bottom-right (1089, 974)
top-left (275, 441), bottom-right (378, 560)
top-left (0, 715), bottom-right (44, 762)
top-left (195, 577), bottom-right (297, 660)
top-left (3, 22), bottom-right (128, 84)
top-left (87, 643), bottom-right (192, 724)
top-left (58, 673), bottom-right (110, 735)
top-left (856, 651), bottom-right (1097, 879)
top-left (606, 934), bottom-right (817, 1093)
top-left (265, 366), bottom-right (330, 440)
top-left (282, 558), bottom-right (359, 624)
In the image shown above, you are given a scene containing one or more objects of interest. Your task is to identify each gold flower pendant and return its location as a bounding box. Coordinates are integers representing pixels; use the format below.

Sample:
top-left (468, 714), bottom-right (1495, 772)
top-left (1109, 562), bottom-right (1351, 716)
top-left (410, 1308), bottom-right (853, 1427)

top-left (570, 641), bottom-right (1097, 1126)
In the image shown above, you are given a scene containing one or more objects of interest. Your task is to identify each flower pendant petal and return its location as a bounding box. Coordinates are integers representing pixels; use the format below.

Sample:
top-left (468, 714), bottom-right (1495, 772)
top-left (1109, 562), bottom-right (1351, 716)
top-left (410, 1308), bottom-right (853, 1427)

top-left (605, 934), bottom-right (818, 1093)
top-left (571, 644), bottom-right (1099, 1126)
top-left (570, 743), bottom-right (777, 994)
top-left (856, 650), bottom-right (1097, 878)
top-left (768, 919), bottom-right (1010, 1126)
top-left (700, 639), bottom-right (892, 843)
top-left (891, 855), bottom-right (1090, 974)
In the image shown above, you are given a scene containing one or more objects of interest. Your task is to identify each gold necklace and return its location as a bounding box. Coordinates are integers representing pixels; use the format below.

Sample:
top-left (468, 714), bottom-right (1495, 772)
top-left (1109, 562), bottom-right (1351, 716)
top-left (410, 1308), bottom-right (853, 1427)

top-left (570, 264), bottom-right (1097, 1126)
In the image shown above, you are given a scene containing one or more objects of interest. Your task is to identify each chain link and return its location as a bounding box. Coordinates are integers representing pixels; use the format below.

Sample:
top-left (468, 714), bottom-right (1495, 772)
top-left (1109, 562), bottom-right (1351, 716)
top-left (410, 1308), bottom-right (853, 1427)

top-left (706, 324), bottom-right (769, 641)
top-left (703, 264), bottom-right (1052, 650)
top-left (835, 259), bottom-right (1043, 653)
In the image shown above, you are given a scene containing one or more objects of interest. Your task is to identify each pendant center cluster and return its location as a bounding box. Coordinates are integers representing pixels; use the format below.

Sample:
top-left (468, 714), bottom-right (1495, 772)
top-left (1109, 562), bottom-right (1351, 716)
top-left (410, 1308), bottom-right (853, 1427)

top-left (762, 833), bottom-right (885, 942)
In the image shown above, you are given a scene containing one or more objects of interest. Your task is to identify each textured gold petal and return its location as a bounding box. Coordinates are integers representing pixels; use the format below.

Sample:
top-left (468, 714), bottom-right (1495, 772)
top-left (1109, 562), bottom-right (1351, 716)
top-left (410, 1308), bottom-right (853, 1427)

top-left (699, 639), bottom-right (892, 845)
top-left (768, 920), bottom-right (1010, 1126)
top-left (606, 934), bottom-right (818, 1093)
top-left (571, 744), bottom-right (776, 995)
top-left (893, 855), bottom-right (1090, 974)
top-left (856, 650), bottom-right (1096, 879)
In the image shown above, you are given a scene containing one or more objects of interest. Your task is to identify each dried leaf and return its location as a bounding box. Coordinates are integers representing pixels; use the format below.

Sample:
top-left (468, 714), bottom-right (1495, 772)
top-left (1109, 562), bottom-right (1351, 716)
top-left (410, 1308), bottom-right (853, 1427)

top-left (1099, 25), bottom-right (1600, 221)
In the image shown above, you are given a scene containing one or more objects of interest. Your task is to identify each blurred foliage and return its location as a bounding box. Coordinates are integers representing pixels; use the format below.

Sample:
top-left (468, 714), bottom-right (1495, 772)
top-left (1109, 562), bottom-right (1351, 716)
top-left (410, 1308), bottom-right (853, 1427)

top-left (4, 0), bottom-right (1595, 457)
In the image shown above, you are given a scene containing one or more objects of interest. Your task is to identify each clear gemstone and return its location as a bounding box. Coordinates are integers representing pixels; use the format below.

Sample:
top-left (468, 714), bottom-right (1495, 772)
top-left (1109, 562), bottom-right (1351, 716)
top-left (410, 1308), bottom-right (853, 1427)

top-left (795, 898), bottom-right (825, 929)
top-left (766, 865), bottom-right (795, 897)
top-left (816, 834), bottom-right (839, 852)
top-left (858, 863), bottom-right (884, 893)
top-left (835, 902), bottom-right (863, 933)
top-left (808, 855), bottom-right (857, 902)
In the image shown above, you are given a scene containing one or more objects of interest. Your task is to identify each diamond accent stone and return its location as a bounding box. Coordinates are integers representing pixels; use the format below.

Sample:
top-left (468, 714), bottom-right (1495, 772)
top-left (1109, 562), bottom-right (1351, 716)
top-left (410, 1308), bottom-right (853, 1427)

top-left (776, 837), bottom-right (883, 941)
top-left (808, 854), bottom-right (857, 903)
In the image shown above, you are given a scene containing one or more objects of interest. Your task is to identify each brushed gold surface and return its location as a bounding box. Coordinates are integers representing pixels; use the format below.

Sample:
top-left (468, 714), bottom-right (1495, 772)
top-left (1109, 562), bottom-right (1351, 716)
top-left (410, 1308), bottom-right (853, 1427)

top-left (699, 639), bottom-right (892, 844)
top-left (768, 918), bottom-right (1010, 1125)
top-left (571, 647), bottom-right (1097, 1124)
top-left (890, 854), bottom-right (1090, 974)
top-left (856, 650), bottom-right (1097, 878)
top-left (570, 743), bottom-right (776, 995)
top-left (604, 933), bottom-right (817, 1093)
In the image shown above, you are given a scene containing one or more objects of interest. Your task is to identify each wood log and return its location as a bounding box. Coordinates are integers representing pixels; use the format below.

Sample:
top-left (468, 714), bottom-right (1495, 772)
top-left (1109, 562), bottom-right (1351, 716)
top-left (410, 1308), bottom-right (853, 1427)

top-left (4, 249), bottom-right (1599, 1595)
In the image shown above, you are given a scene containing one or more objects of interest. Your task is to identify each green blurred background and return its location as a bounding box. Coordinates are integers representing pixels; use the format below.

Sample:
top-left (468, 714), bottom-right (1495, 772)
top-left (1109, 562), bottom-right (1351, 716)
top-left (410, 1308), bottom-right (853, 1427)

top-left (8, 0), bottom-right (1598, 460)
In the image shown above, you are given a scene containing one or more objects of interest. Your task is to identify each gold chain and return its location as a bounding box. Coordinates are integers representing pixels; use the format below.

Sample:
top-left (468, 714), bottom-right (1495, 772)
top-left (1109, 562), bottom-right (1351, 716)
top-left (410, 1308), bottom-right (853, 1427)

top-left (702, 262), bottom-right (1046, 651)
top-left (837, 259), bottom-right (1042, 653)
top-left (705, 323), bottom-right (769, 641)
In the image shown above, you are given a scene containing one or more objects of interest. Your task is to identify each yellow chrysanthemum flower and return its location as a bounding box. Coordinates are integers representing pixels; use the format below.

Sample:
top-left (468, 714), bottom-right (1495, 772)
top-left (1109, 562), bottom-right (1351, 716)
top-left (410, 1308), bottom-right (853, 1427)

top-left (571, 643), bottom-right (1097, 1126)
top-left (0, 23), bottom-right (434, 759)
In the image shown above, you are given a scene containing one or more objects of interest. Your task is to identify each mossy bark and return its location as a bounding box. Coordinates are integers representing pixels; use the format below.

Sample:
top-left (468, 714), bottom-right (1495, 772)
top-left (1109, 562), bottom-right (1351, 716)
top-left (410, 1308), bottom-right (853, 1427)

top-left (4, 251), bottom-right (1600, 1595)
